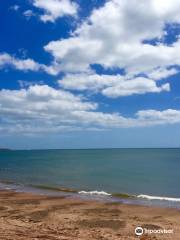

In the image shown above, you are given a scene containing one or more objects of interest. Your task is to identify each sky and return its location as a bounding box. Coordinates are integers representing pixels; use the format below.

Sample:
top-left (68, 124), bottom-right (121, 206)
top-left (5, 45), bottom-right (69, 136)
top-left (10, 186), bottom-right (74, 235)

top-left (0, 0), bottom-right (180, 149)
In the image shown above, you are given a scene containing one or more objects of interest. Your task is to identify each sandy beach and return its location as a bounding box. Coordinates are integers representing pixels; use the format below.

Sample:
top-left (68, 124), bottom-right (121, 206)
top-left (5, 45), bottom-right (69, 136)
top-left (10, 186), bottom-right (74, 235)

top-left (0, 190), bottom-right (179, 240)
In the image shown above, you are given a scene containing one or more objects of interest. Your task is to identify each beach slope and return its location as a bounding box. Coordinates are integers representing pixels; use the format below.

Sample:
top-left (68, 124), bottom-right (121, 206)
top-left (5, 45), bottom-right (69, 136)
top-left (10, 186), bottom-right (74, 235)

top-left (0, 190), bottom-right (180, 240)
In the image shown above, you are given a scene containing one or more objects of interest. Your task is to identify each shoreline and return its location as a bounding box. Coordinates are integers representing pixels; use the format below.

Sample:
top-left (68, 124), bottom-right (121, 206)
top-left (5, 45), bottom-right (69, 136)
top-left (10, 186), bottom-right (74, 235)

top-left (0, 189), bottom-right (180, 239)
top-left (1, 180), bottom-right (180, 209)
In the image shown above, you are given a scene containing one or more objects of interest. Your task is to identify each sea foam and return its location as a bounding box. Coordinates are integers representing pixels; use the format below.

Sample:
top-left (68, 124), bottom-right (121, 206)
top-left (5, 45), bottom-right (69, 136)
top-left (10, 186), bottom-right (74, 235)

top-left (78, 190), bottom-right (111, 196)
top-left (137, 194), bottom-right (180, 202)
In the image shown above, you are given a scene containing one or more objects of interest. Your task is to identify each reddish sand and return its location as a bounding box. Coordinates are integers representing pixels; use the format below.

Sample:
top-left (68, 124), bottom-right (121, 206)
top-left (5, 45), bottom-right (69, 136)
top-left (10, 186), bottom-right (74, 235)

top-left (0, 190), bottom-right (180, 240)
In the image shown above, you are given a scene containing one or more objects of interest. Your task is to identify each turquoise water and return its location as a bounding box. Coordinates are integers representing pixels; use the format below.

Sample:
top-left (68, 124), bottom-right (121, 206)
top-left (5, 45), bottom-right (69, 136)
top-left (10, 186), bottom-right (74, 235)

top-left (0, 148), bottom-right (180, 207)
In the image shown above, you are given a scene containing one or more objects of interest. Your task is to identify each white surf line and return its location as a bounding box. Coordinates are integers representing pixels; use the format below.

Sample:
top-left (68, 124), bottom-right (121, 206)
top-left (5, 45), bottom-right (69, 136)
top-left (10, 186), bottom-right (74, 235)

top-left (138, 194), bottom-right (180, 202)
top-left (78, 190), bottom-right (111, 196)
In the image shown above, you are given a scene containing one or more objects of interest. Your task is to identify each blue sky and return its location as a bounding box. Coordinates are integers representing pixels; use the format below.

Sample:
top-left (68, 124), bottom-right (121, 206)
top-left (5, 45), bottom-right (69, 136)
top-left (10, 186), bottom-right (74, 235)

top-left (0, 0), bottom-right (180, 149)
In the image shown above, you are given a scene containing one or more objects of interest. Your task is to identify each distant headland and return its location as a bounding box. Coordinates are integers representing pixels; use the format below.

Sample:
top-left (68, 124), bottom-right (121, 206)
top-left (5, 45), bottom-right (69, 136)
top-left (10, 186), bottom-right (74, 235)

top-left (0, 148), bottom-right (12, 151)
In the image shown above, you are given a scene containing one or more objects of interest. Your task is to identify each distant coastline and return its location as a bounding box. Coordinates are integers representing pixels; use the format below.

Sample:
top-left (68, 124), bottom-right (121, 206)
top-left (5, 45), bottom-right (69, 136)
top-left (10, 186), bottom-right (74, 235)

top-left (0, 148), bottom-right (12, 151)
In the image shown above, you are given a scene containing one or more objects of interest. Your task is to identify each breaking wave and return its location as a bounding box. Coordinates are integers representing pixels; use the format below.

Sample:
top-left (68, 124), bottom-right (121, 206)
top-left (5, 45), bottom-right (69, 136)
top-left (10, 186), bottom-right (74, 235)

top-left (137, 194), bottom-right (180, 202)
top-left (78, 190), bottom-right (111, 196)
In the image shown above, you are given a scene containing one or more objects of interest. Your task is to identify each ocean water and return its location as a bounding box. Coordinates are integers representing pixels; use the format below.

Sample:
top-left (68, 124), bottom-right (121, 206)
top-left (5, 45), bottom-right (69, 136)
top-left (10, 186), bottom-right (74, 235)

top-left (0, 148), bottom-right (180, 208)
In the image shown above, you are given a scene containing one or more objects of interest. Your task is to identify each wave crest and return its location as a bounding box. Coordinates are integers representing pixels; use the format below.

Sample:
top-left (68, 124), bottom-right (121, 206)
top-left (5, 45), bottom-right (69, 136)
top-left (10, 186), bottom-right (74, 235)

top-left (78, 190), bottom-right (111, 196)
top-left (138, 194), bottom-right (180, 202)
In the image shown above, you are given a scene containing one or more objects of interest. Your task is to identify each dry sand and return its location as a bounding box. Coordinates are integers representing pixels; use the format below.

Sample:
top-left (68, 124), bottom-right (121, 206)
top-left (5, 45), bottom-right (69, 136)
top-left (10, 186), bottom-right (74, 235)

top-left (0, 190), bottom-right (180, 240)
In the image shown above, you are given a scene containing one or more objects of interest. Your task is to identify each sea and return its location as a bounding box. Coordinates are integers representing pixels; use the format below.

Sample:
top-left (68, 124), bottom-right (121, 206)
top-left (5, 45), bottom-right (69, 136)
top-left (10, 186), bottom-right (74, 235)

top-left (0, 148), bottom-right (180, 208)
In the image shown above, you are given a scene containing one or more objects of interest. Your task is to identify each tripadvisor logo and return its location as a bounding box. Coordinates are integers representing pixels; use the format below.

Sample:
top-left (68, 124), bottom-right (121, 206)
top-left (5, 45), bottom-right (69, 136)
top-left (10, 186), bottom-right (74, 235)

top-left (135, 226), bottom-right (174, 236)
top-left (135, 226), bottom-right (144, 236)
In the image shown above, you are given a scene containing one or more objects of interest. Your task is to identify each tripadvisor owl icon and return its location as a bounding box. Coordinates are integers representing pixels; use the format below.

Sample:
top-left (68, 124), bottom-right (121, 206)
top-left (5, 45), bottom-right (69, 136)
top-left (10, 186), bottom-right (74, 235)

top-left (135, 226), bottom-right (144, 236)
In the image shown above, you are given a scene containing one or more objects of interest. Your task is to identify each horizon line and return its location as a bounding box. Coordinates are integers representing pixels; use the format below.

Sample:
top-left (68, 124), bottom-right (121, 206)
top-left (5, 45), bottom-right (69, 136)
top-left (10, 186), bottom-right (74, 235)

top-left (1, 147), bottom-right (180, 151)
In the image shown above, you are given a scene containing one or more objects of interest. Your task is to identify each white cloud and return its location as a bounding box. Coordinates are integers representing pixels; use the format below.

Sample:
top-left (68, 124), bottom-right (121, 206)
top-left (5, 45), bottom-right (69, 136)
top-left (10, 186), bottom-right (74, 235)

top-left (59, 73), bottom-right (119, 91)
top-left (0, 85), bottom-right (116, 134)
top-left (146, 67), bottom-right (178, 80)
top-left (0, 53), bottom-right (39, 71)
top-left (59, 73), bottom-right (170, 97)
top-left (0, 85), bottom-right (179, 134)
top-left (23, 10), bottom-right (35, 19)
top-left (44, 0), bottom-right (180, 98)
top-left (0, 53), bottom-right (58, 75)
top-left (0, 85), bottom-right (96, 119)
top-left (18, 80), bottom-right (44, 88)
top-left (6, 0), bottom-right (180, 99)
top-left (102, 78), bottom-right (170, 98)
top-left (33, 0), bottom-right (78, 22)
top-left (137, 109), bottom-right (180, 125)
top-left (45, 0), bottom-right (180, 73)
top-left (2, 1), bottom-right (180, 136)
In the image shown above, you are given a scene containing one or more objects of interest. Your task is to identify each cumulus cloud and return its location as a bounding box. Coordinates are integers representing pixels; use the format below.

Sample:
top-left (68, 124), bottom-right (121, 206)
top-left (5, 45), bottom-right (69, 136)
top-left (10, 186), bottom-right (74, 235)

top-left (45, 0), bottom-right (180, 73)
top-left (59, 73), bottom-right (170, 97)
top-left (43, 0), bottom-right (180, 98)
top-left (0, 53), bottom-right (58, 75)
top-left (146, 67), bottom-right (178, 80)
top-left (0, 85), bottom-right (179, 134)
top-left (102, 78), bottom-right (170, 98)
top-left (6, 0), bottom-right (180, 99)
top-left (0, 85), bottom-right (119, 134)
top-left (33, 0), bottom-right (78, 22)
top-left (137, 109), bottom-right (180, 125)
top-left (18, 80), bottom-right (44, 88)
top-left (59, 73), bottom-right (120, 91)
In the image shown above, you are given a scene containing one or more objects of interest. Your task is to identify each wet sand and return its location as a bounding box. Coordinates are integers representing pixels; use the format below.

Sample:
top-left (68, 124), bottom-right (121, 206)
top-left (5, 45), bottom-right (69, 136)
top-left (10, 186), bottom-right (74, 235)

top-left (0, 190), bottom-right (180, 240)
